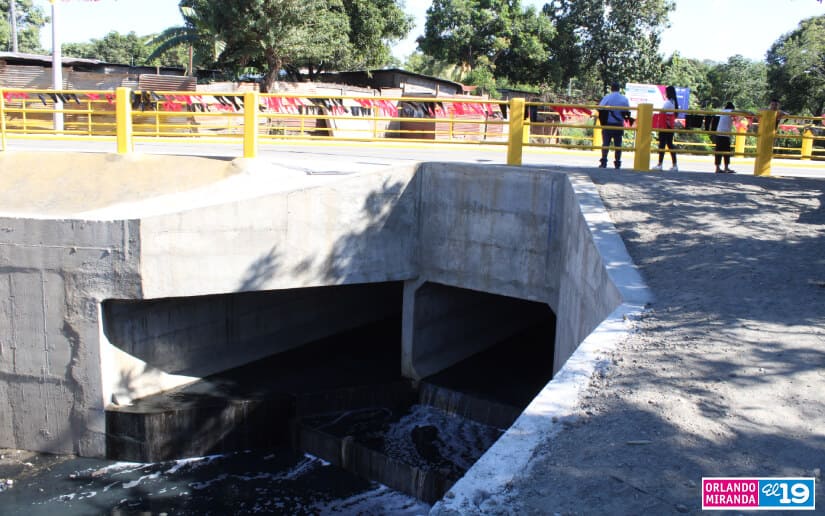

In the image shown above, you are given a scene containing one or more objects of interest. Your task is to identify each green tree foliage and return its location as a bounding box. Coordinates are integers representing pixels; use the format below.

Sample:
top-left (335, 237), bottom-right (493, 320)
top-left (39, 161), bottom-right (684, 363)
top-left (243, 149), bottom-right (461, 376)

top-left (64, 31), bottom-right (147, 66)
top-left (332, 0), bottom-right (413, 70)
top-left (549, 0), bottom-right (674, 92)
top-left (1, 0), bottom-right (45, 53)
top-left (146, 4), bottom-right (226, 74)
top-left (706, 55), bottom-right (768, 111)
top-left (181, 0), bottom-right (410, 91)
top-left (418, 0), bottom-right (554, 83)
top-left (62, 31), bottom-right (187, 69)
top-left (767, 15), bottom-right (825, 116)
top-left (662, 53), bottom-right (711, 105)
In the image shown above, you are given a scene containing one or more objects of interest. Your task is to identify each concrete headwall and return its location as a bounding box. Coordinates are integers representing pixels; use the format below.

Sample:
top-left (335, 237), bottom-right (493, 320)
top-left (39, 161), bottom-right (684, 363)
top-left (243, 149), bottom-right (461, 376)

top-left (1, 156), bottom-right (629, 457)
top-left (137, 166), bottom-right (420, 298)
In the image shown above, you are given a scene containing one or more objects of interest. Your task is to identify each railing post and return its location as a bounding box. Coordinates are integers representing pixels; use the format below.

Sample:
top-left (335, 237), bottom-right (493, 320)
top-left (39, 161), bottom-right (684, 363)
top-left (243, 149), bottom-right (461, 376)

top-left (734, 124), bottom-right (746, 156)
top-left (754, 110), bottom-right (776, 176)
top-left (115, 87), bottom-right (133, 154)
top-left (592, 118), bottom-right (602, 151)
top-left (243, 91), bottom-right (259, 159)
top-left (372, 102), bottom-right (379, 139)
top-left (507, 97), bottom-right (525, 166)
top-left (801, 128), bottom-right (813, 160)
top-left (633, 103), bottom-right (653, 171)
top-left (522, 103), bottom-right (531, 145)
top-left (0, 88), bottom-right (6, 151)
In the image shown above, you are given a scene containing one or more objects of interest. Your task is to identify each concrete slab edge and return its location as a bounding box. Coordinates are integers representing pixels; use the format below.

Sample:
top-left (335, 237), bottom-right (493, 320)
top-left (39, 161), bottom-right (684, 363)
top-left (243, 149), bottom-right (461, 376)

top-left (430, 171), bottom-right (654, 515)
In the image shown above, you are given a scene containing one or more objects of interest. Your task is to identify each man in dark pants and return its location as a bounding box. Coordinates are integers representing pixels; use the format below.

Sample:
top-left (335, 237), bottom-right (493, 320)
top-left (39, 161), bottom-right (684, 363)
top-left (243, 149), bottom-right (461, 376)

top-left (714, 102), bottom-right (736, 173)
top-left (598, 82), bottom-right (631, 169)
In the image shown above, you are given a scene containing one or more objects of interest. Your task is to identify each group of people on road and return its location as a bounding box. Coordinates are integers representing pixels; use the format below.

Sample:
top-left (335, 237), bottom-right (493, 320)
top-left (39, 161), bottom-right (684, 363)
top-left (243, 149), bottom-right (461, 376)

top-left (597, 82), bottom-right (785, 174)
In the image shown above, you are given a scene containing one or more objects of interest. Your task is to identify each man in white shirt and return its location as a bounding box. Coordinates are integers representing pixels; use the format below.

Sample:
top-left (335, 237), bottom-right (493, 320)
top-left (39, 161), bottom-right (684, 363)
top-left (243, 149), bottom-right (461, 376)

top-left (714, 102), bottom-right (736, 173)
top-left (598, 82), bottom-right (631, 169)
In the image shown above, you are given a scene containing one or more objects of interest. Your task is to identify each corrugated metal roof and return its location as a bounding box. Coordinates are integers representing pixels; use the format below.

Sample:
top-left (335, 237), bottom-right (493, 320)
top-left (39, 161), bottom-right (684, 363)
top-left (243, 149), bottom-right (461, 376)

top-left (0, 51), bottom-right (103, 66)
top-left (0, 63), bottom-right (69, 89)
top-left (138, 74), bottom-right (196, 92)
top-left (66, 71), bottom-right (127, 91)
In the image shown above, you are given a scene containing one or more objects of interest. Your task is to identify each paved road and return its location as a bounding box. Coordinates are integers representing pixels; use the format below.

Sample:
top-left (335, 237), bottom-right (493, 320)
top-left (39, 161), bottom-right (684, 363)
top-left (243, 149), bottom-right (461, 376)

top-left (4, 138), bottom-right (825, 179)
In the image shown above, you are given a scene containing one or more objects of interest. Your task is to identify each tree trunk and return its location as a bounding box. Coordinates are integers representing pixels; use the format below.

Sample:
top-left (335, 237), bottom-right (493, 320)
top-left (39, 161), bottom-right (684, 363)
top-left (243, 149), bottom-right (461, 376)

top-left (261, 53), bottom-right (283, 93)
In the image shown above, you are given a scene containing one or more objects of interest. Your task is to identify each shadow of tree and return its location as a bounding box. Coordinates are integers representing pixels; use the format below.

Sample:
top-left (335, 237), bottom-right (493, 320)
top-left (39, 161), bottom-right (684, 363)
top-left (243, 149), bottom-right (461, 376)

top-left (238, 244), bottom-right (282, 291)
top-left (588, 171), bottom-right (825, 326)
top-left (317, 177), bottom-right (416, 283)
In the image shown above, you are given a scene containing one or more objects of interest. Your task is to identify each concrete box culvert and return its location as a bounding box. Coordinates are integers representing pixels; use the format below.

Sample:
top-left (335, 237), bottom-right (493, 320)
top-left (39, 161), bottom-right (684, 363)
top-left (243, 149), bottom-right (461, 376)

top-left (0, 155), bottom-right (650, 509)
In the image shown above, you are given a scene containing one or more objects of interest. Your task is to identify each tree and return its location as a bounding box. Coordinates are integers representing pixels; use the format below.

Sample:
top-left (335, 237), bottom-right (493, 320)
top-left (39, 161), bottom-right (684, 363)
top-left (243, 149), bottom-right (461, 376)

top-left (767, 15), bottom-right (825, 116)
top-left (145, 4), bottom-right (226, 75)
top-left (331, 0), bottom-right (413, 70)
top-left (491, 3), bottom-right (556, 86)
top-left (707, 55), bottom-right (768, 111)
top-left (417, 0), bottom-right (556, 94)
top-left (1, 0), bottom-right (46, 53)
top-left (419, 1), bottom-right (553, 75)
top-left (662, 52), bottom-right (711, 106)
top-left (63, 31), bottom-right (187, 69)
top-left (181, 0), bottom-right (410, 91)
top-left (550, 0), bottom-right (674, 92)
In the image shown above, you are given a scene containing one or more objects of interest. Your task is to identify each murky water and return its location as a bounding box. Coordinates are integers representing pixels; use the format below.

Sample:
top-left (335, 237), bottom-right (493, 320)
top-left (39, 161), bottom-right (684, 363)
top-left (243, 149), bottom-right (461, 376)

top-left (0, 448), bottom-right (430, 515)
top-left (2, 314), bottom-right (555, 515)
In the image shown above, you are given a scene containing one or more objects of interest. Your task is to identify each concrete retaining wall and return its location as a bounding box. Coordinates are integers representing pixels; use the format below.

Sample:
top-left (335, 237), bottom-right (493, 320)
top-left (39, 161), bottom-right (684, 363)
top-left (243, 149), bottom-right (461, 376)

top-left (0, 218), bottom-right (141, 455)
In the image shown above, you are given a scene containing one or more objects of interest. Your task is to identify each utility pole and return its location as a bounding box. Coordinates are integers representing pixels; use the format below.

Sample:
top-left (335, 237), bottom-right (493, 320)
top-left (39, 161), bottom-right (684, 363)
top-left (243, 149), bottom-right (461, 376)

top-left (50, 0), bottom-right (64, 131)
top-left (9, 0), bottom-right (19, 52)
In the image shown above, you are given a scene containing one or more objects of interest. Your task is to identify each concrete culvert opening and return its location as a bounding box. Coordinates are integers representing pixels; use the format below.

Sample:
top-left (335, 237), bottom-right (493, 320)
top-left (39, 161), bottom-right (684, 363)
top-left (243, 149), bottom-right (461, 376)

top-left (101, 280), bottom-right (556, 504)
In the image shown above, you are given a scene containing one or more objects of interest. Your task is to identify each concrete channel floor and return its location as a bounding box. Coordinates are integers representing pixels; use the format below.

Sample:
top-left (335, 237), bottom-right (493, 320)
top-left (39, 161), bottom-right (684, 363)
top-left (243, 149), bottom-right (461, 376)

top-left (1, 144), bottom-right (824, 515)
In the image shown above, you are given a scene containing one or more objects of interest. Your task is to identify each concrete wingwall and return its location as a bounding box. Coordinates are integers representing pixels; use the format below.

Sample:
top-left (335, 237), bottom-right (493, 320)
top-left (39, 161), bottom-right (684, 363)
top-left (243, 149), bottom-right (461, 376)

top-left (0, 159), bottom-right (626, 457)
top-left (0, 218), bottom-right (142, 455)
top-left (406, 164), bottom-right (622, 378)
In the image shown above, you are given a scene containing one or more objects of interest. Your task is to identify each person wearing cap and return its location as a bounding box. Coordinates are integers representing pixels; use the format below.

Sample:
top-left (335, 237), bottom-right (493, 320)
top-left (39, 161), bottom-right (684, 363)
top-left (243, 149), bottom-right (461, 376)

top-left (598, 82), bottom-right (631, 169)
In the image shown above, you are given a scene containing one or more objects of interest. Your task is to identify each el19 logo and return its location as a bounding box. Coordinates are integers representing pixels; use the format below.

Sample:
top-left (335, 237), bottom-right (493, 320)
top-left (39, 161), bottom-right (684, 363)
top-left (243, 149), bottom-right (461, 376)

top-left (758, 478), bottom-right (815, 509)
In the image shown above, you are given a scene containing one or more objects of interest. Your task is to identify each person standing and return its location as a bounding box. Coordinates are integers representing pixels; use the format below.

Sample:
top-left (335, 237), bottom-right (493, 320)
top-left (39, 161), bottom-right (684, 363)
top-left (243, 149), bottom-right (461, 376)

top-left (598, 82), bottom-right (631, 169)
top-left (768, 98), bottom-right (788, 129)
top-left (652, 85), bottom-right (679, 171)
top-left (714, 102), bottom-right (736, 173)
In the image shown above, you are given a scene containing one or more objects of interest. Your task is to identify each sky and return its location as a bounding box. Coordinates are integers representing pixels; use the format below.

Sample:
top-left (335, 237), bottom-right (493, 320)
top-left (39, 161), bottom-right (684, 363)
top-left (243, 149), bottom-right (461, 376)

top-left (33, 0), bottom-right (825, 64)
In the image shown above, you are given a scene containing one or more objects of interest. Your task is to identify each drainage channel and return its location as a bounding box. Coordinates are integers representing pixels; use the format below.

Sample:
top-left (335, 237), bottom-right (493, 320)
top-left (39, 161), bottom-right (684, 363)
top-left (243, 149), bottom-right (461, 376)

top-left (0, 316), bottom-right (554, 514)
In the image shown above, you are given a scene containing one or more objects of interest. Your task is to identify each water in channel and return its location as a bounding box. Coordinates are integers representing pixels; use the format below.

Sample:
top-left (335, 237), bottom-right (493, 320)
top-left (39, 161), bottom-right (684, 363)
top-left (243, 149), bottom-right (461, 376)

top-left (0, 315), bottom-right (555, 515)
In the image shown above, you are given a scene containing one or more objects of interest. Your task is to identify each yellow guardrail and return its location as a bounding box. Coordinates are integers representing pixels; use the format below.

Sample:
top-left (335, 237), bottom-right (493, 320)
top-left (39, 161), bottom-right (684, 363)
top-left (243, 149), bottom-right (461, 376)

top-left (2, 86), bottom-right (824, 175)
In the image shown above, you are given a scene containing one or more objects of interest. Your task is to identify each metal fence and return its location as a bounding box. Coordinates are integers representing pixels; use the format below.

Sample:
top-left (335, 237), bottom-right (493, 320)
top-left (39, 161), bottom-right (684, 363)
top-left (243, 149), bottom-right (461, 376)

top-left (2, 86), bottom-right (824, 176)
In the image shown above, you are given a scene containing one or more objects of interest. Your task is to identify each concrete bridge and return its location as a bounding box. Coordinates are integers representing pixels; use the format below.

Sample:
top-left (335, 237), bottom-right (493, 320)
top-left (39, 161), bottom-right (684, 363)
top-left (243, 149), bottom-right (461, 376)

top-left (0, 148), bottom-right (647, 474)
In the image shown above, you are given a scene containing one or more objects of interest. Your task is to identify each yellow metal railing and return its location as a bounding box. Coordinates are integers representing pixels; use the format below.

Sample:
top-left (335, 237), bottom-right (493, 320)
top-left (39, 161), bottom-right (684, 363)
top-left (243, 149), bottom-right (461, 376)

top-left (3, 86), bottom-right (824, 175)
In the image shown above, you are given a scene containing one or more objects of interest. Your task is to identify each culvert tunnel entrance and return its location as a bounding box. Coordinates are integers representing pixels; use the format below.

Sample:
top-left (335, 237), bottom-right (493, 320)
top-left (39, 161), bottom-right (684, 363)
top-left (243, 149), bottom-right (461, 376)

top-left (102, 281), bottom-right (556, 504)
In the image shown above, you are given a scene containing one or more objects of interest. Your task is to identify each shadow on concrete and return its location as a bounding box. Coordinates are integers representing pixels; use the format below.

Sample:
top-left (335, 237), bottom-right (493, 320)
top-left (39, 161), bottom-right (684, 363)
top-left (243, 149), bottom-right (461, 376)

top-left (238, 244), bottom-right (282, 291)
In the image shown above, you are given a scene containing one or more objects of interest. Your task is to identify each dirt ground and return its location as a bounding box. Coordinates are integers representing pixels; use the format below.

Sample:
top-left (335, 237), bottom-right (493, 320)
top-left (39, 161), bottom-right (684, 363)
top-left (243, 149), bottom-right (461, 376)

top-left (501, 169), bottom-right (825, 515)
top-left (0, 151), bottom-right (240, 216)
